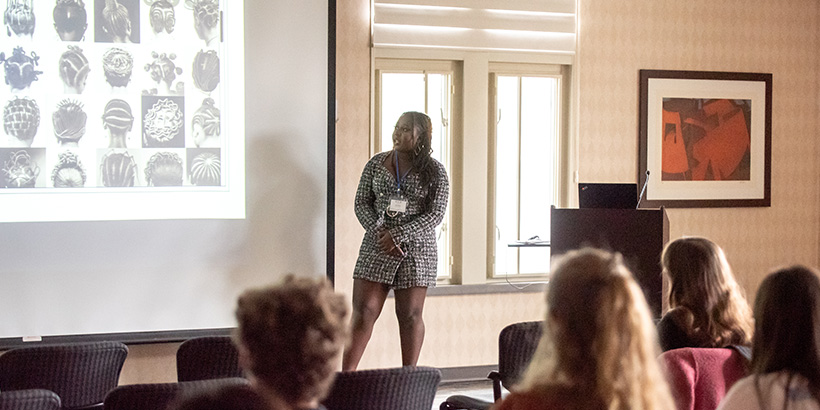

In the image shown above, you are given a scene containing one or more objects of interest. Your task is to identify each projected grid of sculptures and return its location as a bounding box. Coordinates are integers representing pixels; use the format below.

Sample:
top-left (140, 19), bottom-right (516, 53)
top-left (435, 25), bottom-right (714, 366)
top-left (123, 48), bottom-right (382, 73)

top-left (0, 0), bottom-right (223, 189)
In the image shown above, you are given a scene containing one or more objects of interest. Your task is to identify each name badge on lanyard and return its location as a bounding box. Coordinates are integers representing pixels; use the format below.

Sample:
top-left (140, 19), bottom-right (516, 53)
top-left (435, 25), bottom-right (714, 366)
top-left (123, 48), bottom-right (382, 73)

top-left (387, 151), bottom-right (411, 218)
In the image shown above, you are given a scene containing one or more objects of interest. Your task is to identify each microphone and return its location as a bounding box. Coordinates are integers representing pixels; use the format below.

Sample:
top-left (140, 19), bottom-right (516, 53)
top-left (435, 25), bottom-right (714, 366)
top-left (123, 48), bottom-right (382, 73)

top-left (636, 170), bottom-right (650, 209)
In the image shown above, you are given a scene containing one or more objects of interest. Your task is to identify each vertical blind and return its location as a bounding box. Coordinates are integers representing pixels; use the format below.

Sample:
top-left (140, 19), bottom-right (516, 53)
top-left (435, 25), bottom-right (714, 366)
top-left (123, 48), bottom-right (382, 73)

top-left (373, 0), bottom-right (577, 54)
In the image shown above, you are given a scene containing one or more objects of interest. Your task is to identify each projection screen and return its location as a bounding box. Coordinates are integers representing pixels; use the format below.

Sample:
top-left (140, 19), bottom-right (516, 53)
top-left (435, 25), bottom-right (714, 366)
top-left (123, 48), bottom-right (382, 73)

top-left (0, 0), bottom-right (333, 347)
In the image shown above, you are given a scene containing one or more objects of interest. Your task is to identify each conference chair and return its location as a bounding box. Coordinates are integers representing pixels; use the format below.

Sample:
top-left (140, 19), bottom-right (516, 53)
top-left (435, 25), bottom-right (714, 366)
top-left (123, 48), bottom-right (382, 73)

top-left (440, 321), bottom-right (543, 410)
top-left (0, 341), bottom-right (128, 410)
top-left (322, 366), bottom-right (441, 410)
top-left (660, 347), bottom-right (750, 410)
top-left (176, 336), bottom-right (243, 382)
top-left (0, 389), bottom-right (61, 410)
top-left (103, 378), bottom-right (248, 410)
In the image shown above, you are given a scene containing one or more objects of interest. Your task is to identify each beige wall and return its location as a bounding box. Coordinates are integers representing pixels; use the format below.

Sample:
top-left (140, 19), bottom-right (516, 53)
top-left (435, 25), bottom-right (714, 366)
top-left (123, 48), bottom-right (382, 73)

top-left (119, 0), bottom-right (820, 383)
top-left (577, 0), bottom-right (819, 298)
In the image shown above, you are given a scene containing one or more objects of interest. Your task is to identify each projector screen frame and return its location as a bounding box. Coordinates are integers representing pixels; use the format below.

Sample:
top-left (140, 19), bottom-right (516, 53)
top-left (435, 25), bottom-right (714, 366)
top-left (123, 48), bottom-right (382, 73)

top-left (0, 0), bottom-right (336, 349)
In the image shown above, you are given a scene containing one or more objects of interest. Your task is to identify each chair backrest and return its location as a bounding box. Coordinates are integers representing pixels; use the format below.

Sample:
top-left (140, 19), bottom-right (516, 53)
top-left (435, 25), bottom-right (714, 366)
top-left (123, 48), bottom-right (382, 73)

top-left (104, 378), bottom-right (248, 410)
top-left (322, 366), bottom-right (441, 410)
top-left (0, 389), bottom-right (61, 410)
top-left (497, 321), bottom-right (542, 390)
top-left (660, 347), bottom-right (749, 410)
top-left (0, 341), bottom-right (128, 409)
top-left (176, 337), bottom-right (242, 382)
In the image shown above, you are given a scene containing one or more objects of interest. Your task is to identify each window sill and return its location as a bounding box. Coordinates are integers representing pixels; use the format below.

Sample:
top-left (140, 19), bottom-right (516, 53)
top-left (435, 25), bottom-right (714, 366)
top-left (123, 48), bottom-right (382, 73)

top-left (426, 281), bottom-right (547, 296)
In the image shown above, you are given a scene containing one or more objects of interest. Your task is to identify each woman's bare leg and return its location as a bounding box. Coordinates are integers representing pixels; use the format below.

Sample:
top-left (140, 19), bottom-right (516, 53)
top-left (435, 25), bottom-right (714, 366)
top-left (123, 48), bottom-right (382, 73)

top-left (342, 278), bottom-right (390, 371)
top-left (394, 286), bottom-right (428, 366)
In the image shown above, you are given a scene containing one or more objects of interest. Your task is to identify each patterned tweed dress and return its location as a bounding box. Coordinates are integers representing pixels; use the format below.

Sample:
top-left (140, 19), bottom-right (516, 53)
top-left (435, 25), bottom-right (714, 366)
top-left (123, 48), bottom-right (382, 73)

top-left (353, 151), bottom-right (449, 289)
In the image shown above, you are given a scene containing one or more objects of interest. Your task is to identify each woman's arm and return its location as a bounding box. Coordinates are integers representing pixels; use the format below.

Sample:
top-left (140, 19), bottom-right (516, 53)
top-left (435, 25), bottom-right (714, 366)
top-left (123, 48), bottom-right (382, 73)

top-left (354, 157), bottom-right (382, 232)
top-left (388, 163), bottom-right (449, 244)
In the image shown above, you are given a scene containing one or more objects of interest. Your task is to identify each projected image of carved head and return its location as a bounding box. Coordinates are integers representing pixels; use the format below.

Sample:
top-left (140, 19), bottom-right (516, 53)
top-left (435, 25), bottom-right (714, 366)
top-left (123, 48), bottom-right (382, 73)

top-left (145, 151), bottom-right (182, 186)
top-left (2, 149), bottom-right (40, 188)
top-left (144, 51), bottom-right (183, 95)
top-left (1, 47), bottom-right (42, 92)
top-left (58, 46), bottom-right (89, 94)
top-left (53, 99), bottom-right (87, 147)
top-left (3, 97), bottom-right (39, 147)
top-left (185, 0), bottom-right (218, 46)
top-left (189, 150), bottom-right (219, 186)
top-left (192, 49), bottom-right (219, 93)
top-left (102, 47), bottom-right (133, 89)
top-left (54, 0), bottom-right (88, 41)
top-left (102, 98), bottom-right (133, 148)
top-left (4, 0), bottom-right (35, 38)
top-left (100, 0), bottom-right (132, 43)
top-left (146, 0), bottom-right (177, 35)
top-left (51, 150), bottom-right (86, 187)
top-left (100, 150), bottom-right (137, 187)
top-left (143, 97), bottom-right (183, 148)
top-left (192, 97), bottom-right (219, 147)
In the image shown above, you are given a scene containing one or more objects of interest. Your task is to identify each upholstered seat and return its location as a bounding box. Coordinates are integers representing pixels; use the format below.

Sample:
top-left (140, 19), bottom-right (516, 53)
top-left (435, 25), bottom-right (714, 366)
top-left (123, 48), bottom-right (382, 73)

top-left (660, 347), bottom-right (750, 410)
top-left (0, 389), bottom-right (61, 410)
top-left (0, 341), bottom-right (128, 410)
top-left (322, 366), bottom-right (441, 410)
top-left (440, 321), bottom-right (543, 410)
top-left (104, 377), bottom-right (249, 410)
top-left (176, 336), bottom-right (243, 382)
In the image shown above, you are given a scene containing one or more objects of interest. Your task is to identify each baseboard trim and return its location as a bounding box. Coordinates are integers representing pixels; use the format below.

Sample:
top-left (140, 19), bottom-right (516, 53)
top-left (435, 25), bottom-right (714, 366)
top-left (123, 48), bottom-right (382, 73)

top-left (438, 364), bottom-right (496, 383)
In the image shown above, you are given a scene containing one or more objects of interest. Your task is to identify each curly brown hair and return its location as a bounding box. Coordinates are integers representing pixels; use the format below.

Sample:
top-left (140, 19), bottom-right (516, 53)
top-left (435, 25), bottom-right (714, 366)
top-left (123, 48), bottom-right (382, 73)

top-left (235, 275), bottom-right (348, 406)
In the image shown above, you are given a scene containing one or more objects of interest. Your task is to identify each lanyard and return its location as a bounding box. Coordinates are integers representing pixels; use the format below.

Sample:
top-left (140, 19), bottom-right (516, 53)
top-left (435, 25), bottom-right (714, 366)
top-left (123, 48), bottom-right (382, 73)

top-left (394, 151), bottom-right (412, 192)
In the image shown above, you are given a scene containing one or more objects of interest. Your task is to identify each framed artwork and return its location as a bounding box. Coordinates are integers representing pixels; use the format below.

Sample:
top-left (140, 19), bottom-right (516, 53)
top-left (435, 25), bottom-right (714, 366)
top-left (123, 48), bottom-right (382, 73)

top-left (638, 69), bottom-right (772, 208)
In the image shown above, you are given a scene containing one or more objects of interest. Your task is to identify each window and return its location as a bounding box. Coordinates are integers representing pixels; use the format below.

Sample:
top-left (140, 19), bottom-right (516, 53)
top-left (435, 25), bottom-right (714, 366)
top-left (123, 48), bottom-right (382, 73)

top-left (490, 65), bottom-right (564, 278)
top-left (374, 59), bottom-right (455, 279)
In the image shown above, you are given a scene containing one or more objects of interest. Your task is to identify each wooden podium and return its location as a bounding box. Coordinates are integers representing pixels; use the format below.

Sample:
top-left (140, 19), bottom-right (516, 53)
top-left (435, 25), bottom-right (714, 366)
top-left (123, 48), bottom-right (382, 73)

top-left (550, 207), bottom-right (668, 317)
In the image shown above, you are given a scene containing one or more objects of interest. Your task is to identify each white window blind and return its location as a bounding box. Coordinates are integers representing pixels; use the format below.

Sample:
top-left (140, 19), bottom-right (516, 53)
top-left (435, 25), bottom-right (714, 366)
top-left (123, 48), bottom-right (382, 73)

top-left (373, 0), bottom-right (576, 54)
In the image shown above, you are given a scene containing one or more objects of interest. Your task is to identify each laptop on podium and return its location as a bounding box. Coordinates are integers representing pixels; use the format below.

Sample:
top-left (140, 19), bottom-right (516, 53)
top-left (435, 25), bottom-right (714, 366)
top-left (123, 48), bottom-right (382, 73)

top-left (578, 183), bottom-right (638, 209)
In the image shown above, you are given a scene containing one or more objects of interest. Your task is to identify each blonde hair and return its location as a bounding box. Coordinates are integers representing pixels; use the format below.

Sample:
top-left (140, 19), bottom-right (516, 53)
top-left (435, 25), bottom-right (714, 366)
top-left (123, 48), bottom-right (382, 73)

top-left (662, 237), bottom-right (753, 347)
top-left (517, 248), bottom-right (674, 410)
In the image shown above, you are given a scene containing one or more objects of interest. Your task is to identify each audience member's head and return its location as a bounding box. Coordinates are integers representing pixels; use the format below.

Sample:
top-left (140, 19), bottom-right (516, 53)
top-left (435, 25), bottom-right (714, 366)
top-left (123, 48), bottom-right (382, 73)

top-left (750, 266), bottom-right (820, 403)
top-left (235, 275), bottom-right (348, 410)
top-left (516, 248), bottom-right (674, 410)
top-left (661, 236), bottom-right (753, 347)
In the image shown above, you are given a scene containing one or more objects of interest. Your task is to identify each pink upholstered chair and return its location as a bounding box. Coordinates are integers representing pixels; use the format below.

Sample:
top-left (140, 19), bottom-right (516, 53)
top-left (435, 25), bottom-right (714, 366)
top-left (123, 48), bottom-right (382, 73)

top-left (660, 347), bottom-right (749, 410)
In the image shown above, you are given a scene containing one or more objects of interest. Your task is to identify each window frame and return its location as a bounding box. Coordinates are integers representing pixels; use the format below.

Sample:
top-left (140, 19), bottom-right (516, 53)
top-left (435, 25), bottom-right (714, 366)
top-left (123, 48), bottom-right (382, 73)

top-left (487, 63), bottom-right (566, 280)
top-left (373, 58), bottom-right (458, 281)
top-left (370, 48), bottom-right (573, 287)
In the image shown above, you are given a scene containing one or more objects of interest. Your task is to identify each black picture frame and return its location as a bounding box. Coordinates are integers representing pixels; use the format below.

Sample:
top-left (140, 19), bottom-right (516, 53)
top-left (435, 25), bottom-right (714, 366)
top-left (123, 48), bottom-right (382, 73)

top-left (638, 69), bottom-right (772, 208)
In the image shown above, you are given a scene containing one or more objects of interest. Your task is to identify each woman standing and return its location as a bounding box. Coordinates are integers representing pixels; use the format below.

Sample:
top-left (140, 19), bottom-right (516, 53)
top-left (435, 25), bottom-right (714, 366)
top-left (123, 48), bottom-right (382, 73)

top-left (343, 111), bottom-right (449, 370)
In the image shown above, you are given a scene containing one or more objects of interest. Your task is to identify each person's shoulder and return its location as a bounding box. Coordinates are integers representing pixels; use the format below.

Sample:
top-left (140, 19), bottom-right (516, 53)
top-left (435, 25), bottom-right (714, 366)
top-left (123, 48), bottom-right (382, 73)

top-left (716, 375), bottom-right (759, 410)
top-left (371, 151), bottom-right (391, 161)
top-left (429, 157), bottom-right (448, 176)
top-left (365, 151), bottom-right (390, 167)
